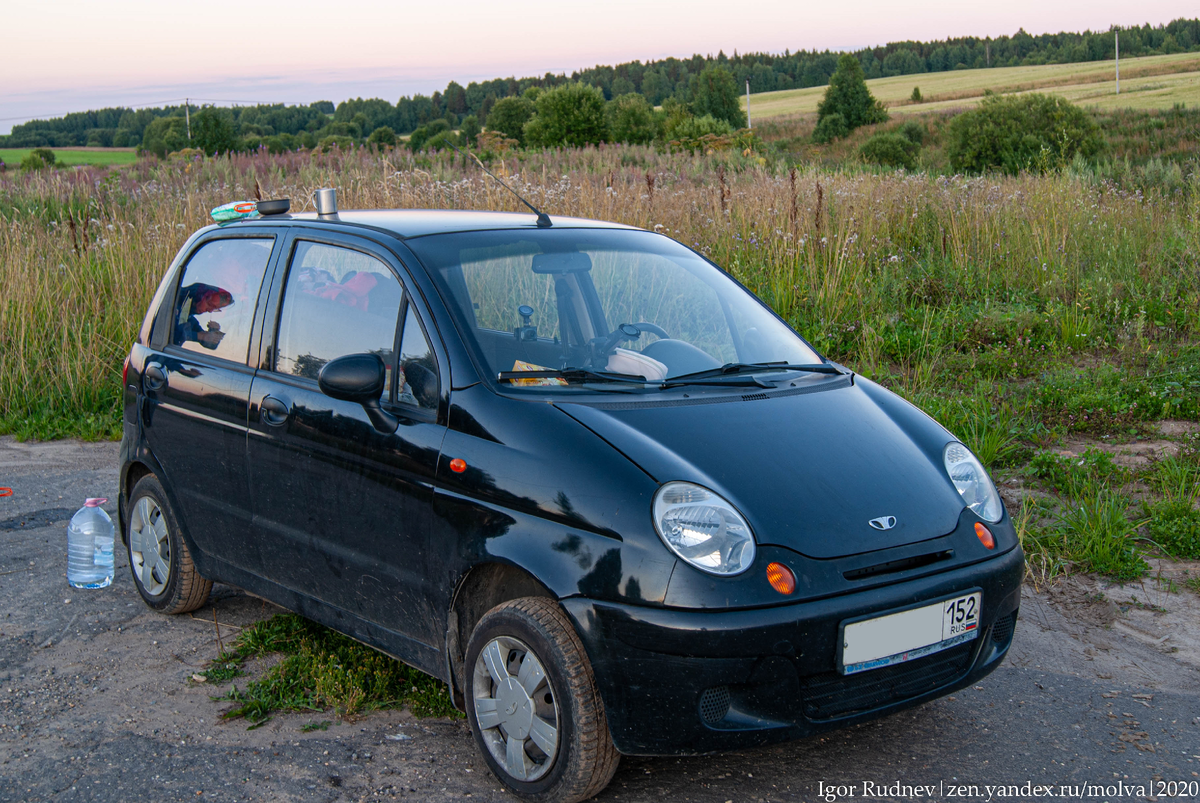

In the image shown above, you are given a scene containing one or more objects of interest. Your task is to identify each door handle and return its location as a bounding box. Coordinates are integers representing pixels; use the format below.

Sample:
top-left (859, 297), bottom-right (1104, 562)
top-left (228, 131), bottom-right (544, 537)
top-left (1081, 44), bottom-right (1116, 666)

top-left (260, 396), bottom-right (291, 427)
top-left (144, 362), bottom-right (166, 391)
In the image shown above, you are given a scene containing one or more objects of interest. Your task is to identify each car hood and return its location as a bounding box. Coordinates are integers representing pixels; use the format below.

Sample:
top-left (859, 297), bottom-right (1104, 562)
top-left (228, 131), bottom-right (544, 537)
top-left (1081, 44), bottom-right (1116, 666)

top-left (556, 377), bottom-right (966, 559)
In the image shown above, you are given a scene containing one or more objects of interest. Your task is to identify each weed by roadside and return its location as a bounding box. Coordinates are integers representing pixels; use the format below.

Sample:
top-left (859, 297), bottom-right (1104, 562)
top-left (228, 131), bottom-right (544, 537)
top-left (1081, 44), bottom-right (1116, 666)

top-left (199, 613), bottom-right (458, 728)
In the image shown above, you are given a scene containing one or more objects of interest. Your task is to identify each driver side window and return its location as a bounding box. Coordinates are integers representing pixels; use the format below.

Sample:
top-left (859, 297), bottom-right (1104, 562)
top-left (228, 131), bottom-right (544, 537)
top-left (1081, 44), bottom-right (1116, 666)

top-left (274, 241), bottom-right (403, 397)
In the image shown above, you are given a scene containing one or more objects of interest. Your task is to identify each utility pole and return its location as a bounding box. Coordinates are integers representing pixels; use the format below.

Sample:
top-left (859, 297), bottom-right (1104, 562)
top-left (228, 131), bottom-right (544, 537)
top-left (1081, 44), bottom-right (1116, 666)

top-left (185, 98), bottom-right (192, 140)
top-left (1115, 32), bottom-right (1120, 94)
top-left (745, 79), bottom-right (752, 129)
top-left (986, 42), bottom-right (990, 68)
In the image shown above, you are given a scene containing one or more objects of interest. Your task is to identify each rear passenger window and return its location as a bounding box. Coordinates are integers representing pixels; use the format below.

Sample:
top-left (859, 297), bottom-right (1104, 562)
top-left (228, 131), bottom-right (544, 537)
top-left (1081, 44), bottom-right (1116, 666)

top-left (274, 242), bottom-right (403, 392)
top-left (172, 238), bottom-right (273, 364)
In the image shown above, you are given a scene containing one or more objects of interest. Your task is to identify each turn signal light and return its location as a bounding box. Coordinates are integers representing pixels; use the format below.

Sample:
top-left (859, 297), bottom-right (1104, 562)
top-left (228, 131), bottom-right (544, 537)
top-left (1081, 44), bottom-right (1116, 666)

top-left (766, 562), bottom-right (796, 595)
top-left (974, 522), bottom-right (996, 550)
top-left (449, 458), bottom-right (467, 474)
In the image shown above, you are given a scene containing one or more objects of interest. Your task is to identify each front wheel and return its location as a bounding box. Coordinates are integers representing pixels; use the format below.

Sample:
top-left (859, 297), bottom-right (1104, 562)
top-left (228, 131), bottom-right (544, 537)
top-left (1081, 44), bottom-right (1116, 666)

top-left (465, 597), bottom-right (619, 802)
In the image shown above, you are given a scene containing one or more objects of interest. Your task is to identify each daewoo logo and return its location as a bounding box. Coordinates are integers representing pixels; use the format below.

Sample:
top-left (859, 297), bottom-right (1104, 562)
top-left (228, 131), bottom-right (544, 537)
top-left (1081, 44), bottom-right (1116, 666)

top-left (869, 516), bottom-right (897, 531)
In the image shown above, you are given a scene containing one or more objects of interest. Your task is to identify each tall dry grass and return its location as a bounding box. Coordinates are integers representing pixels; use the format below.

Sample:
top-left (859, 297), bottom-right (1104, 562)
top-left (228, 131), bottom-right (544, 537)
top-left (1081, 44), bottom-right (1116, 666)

top-left (1, 145), bottom-right (1198, 438)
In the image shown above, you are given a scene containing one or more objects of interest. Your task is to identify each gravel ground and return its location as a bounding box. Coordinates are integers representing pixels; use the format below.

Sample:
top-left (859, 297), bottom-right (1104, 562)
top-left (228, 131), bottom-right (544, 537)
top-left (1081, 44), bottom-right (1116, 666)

top-left (2, 436), bottom-right (1198, 803)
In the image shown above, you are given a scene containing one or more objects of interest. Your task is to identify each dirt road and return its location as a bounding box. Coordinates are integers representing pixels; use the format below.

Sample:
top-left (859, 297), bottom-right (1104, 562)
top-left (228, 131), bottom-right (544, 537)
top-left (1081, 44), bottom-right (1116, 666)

top-left (2, 437), bottom-right (1198, 802)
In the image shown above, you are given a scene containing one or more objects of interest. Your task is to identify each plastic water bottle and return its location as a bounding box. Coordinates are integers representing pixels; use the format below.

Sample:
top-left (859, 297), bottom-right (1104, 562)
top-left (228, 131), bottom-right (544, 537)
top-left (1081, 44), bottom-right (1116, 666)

top-left (67, 498), bottom-right (114, 589)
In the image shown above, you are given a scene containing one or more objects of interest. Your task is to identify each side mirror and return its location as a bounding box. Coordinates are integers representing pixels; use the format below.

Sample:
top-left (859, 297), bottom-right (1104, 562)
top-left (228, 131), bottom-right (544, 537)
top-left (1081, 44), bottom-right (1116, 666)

top-left (317, 354), bottom-right (398, 434)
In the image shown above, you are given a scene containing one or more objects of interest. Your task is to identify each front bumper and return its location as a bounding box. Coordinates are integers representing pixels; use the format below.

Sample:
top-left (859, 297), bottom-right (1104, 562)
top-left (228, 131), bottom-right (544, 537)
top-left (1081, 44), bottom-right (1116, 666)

top-left (562, 544), bottom-right (1023, 756)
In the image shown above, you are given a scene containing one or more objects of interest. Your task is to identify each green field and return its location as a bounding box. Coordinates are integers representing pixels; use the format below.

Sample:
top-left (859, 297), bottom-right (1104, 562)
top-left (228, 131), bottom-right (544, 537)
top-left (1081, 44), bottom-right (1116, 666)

top-left (745, 52), bottom-right (1200, 118)
top-left (0, 147), bottom-right (139, 168)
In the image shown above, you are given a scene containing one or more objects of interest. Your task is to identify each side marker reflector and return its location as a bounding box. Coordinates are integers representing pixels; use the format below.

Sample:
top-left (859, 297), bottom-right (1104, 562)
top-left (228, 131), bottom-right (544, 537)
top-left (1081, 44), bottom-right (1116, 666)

top-left (974, 522), bottom-right (995, 550)
top-left (766, 562), bottom-right (796, 595)
top-left (449, 458), bottom-right (467, 474)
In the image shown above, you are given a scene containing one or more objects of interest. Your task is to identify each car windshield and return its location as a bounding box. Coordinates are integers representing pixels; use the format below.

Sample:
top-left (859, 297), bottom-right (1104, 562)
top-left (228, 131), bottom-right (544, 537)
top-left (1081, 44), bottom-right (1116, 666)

top-left (407, 228), bottom-right (822, 390)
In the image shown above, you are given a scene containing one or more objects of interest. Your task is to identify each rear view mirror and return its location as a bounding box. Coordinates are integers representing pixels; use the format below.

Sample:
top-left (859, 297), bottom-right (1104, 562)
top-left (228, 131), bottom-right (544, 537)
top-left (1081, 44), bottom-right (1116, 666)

top-left (318, 354), bottom-right (398, 434)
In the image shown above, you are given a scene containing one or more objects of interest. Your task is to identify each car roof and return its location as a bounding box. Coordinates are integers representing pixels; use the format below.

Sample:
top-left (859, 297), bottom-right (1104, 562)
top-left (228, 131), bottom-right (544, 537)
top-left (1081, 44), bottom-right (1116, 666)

top-left (231, 209), bottom-right (642, 239)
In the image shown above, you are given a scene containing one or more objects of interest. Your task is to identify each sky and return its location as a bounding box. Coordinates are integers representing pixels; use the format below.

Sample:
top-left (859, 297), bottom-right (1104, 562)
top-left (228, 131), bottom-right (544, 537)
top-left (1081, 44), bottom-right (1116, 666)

top-left (3, 0), bottom-right (1196, 134)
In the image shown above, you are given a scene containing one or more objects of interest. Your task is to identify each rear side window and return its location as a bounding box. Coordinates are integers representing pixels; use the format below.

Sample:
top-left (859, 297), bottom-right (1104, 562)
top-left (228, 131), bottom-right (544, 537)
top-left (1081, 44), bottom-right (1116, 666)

top-left (274, 242), bottom-right (404, 392)
top-left (172, 238), bottom-right (273, 364)
top-left (397, 306), bottom-right (438, 410)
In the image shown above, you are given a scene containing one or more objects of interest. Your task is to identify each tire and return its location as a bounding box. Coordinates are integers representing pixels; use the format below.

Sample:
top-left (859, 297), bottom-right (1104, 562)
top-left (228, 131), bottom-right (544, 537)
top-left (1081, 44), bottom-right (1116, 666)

top-left (127, 475), bottom-right (211, 614)
top-left (465, 597), bottom-right (620, 803)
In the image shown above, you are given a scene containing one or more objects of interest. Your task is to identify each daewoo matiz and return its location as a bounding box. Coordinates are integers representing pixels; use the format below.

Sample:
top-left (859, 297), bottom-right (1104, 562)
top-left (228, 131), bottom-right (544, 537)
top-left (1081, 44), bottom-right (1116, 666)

top-left (120, 194), bottom-right (1022, 802)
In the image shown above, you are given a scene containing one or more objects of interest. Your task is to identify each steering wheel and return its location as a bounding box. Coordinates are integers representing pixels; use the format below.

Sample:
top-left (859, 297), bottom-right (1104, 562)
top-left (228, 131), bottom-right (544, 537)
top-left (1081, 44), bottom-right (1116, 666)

top-left (629, 322), bottom-right (669, 339)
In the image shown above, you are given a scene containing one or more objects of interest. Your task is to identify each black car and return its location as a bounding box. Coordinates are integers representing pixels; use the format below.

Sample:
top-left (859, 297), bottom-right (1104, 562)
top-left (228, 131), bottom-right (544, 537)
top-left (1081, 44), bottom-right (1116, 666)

top-left (120, 196), bottom-right (1022, 803)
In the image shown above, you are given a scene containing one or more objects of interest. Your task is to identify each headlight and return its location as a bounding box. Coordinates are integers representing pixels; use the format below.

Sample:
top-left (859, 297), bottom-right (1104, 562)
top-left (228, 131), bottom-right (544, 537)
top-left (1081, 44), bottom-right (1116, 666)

top-left (943, 442), bottom-right (1004, 523)
top-left (652, 482), bottom-right (755, 575)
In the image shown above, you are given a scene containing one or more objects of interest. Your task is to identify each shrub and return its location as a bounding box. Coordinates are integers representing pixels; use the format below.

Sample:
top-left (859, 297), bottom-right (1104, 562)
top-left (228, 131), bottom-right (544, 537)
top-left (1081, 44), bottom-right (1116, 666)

top-left (21, 148), bottom-right (56, 170)
top-left (816, 54), bottom-right (888, 135)
top-left (140, 116), bottom-right (189, 158)
top-left (911, 87), bottom-right (923, 102)
top-left (459, 115), bottom-right (480, 147)
top-left (898, 119), bottom-right (926, 145)
top-left (859, 133), bottom-right (919, 170)
top-left (665, 114), bottom-right (734, 151)
top-left (366, 126), bottom-right (397, 148)
top-left (606, 93), bottom-right (658, 145)
top-left (408, 119), bottom-right (451, 151)
top-left (485, 97), bottom-right (535, 145)
top-left (946, 93), bottom-right (1103, 175)
top-left (523, 82), bottom-right (608, 148)
top-left (812, 112), bottom-right (848, 144)
top-left (316, 135), bottom-right (354, 153)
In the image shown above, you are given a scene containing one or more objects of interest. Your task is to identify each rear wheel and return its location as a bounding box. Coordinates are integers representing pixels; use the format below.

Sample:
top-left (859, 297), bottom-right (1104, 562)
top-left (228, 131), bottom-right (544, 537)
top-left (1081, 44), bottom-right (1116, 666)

top-left (465, 597), bottom-right (619, 802)
top-left (127, 476), bottom-right (211, 614)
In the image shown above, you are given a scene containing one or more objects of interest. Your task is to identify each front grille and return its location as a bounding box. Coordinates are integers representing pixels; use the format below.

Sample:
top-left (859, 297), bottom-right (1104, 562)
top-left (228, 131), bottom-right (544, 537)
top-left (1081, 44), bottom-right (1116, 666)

top-left (698, 686), bottom-right (731, 724)
top-left (843, 550), bottom-right (954, 581)
top-left (991, 612), bottom-right (1016, 645)
top-left (801, 641), bottom-right (976, 721)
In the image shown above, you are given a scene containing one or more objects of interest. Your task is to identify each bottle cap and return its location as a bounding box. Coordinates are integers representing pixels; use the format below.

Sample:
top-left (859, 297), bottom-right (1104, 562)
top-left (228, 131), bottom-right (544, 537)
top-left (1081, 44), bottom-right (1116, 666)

top-left (84, 498), bottom-right (108, 507)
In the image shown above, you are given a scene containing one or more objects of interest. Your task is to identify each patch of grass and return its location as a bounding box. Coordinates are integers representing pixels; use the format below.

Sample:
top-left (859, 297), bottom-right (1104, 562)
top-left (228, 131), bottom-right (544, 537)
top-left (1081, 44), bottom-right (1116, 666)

top-left (1182, 571), bottom-right (1200, 594)
top-left (1030, 447), bottom-right (1123, 498)
top-left (201, 613), bottom-right (458, 726)
top-left (1044, 489), bottom-right (1148, 580)
top-left (1144, 498), bottom-right (1200, 559)
top-left (301, 720), bottom-right (331, 732)
top-left (0, 148), bottom-right (138, 168)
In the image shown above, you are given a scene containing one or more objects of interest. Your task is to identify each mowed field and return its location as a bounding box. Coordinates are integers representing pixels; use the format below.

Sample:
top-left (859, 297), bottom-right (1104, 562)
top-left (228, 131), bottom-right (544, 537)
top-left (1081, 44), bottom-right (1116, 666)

top-left (745, 51), bottom-right (1200, 118)
top-left (0, 147), bottom-right (138, 167)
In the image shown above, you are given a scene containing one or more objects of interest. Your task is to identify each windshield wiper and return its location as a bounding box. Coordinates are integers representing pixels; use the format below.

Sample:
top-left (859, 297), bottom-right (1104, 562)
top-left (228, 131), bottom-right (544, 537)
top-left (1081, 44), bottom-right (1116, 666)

top-left (497, 368), bottom-right (650, 386)
top-left (663, 361), bottom-right (842, 387)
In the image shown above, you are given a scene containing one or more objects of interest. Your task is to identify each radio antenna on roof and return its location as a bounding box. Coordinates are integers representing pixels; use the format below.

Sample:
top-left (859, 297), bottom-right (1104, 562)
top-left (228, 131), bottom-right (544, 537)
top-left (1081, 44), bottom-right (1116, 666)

top-left (447, 140), bottom-right (551, 228)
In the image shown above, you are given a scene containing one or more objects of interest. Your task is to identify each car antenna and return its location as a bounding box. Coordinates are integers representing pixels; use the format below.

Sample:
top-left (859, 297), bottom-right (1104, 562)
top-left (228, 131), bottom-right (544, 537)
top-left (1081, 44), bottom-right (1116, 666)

top-left (447, 140), bottom-right (552, 228)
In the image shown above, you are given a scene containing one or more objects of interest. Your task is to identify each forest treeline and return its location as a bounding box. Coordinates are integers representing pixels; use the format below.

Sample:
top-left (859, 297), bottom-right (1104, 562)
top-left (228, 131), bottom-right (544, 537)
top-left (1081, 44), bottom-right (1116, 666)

top-left (3, 17), bottom-right (1198, 150)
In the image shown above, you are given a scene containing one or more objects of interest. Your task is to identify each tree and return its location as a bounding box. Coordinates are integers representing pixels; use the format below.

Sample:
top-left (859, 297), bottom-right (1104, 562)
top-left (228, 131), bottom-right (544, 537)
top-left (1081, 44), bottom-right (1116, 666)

top-left (606, 94), bottom-right (657, 144)
top-left (485, 97), bottom-right (535, 145)
top-left (21, 148), bottom-right (56, 170)
top-left (816, 54), bottom-right (888, 135)
top-left (140, 116), bottom-right (189, 158)
top-left (690, 65), bottom-right (747, 128)
top-left (522, 83), bottom-right (608, 148)
top-left (946, 93), bottom-right (1103, 175)
top-left (408, 119), bottom-right (451, 151)
top-left (191, 108), bottom-right (239, 156)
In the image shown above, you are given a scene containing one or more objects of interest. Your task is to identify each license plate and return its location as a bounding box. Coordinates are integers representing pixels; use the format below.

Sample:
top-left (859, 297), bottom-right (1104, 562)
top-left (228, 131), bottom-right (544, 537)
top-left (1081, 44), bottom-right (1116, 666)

top-left (840, 592), bottom-right (981, 675)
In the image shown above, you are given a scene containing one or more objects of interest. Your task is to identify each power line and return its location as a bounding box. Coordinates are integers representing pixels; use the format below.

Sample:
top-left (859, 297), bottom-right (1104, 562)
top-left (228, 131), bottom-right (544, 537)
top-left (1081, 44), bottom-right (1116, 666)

top-left (0, 97), bottom-right (311, 125)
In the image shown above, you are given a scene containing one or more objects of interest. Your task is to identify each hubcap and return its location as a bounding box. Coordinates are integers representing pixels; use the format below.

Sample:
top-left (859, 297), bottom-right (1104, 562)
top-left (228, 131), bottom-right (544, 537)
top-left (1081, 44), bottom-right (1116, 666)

top-left (129, 497), bottom-right (171, 596)
top-left (472, 636), bottom-right (559, 783)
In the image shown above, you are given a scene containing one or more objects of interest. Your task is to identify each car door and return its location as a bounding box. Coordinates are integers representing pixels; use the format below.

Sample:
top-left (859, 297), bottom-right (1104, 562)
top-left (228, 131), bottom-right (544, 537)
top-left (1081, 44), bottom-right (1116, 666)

top-left (141, 231), bottom-right (280, 572)
top-left (246, 232), bottom-right (447, 649)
